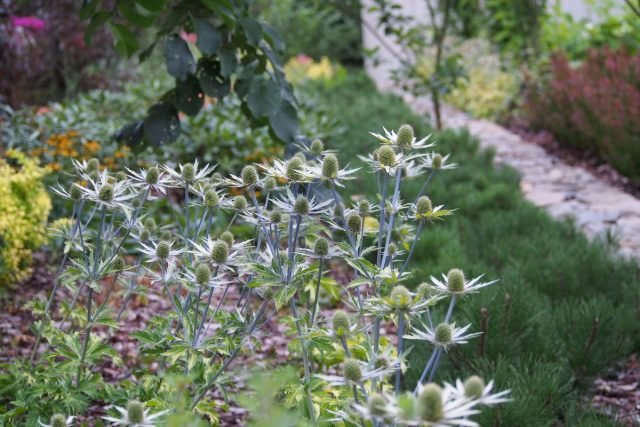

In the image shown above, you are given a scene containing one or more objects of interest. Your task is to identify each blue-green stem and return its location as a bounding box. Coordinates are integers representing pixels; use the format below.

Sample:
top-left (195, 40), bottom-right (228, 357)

top-left (394, 311), bottom-right (405, 395)
top-left (381, 169), bottom-right (402, 268)
top-left (310, 258), bottom-right (324, 325)
top-left (290, 298), bottom-right (318, 426)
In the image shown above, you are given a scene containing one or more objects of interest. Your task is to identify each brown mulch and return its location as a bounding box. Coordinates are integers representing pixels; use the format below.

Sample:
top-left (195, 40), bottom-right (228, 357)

top-left (506, 117), bottom-right (640, 199)
top-left (590, 354), bottom-right (640, 426)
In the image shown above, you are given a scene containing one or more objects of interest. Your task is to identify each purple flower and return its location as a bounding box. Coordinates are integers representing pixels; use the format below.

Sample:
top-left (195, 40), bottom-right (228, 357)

top-left (10, 16), bottom-right (46, 31)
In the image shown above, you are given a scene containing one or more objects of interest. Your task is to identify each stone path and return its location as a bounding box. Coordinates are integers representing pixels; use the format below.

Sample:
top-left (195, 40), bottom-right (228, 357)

top-left (390, 88), bottom-right (640, 260)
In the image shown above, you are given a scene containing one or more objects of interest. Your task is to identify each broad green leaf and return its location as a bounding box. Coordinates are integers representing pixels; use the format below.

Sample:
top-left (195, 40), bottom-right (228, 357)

top-left (198, 59), bottom-right (230, 100)
top-left (144, 102), bottom-right (181, 145)
top-left (109, 22), bottom-right (139, 57)
top-left (85, 11), bottom-right (112, 45)
top-left (268, 99), bottom-right (298, 142)
top-left (240, 17), bottom-right (262, 47)
top-left (193, 18), bottom-right (221, 56)
top-left (136, 0), bottom-right (167, 12)
top-left (174, 75), bottom-right (204, 116)
top-left (118, 0), bottom-right (155, 27)
top-left (275, 286), bottom-right (296, 310)
top-left (164, 34), bottom-right (196, 81)
top-left (247, 77), bottom-right (281, 118)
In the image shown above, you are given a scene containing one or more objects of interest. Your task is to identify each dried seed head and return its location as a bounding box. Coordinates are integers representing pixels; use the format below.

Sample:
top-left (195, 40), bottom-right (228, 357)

top-left (358, 199), bottom-right (370, 216)
top-left (416, 196), bottom-right (432, 216)
top-left (397, 124), bottom-right (414, 148)
top-left (195, 263), bottom-right (211, 285)
top-left (145, 166), bottom-right (159, 184)
top-left (314, 237), bottom-right (329, 257)
top-left (387, 243), bottom-right (397, 257)
top-left (377, 146), bottom-right (396, 167)
top-left (114, 171), bottom-right (127, 182)
top-left (98, 184), bottom-right (114, 202)
top-left (204, 189), bottom-right (220, 207)
top-left (263, 177), bottom-right (277, 191)
top-left (182, 163), bottom-right (195, 182)
top-left (233, 195), bottom-right (248, 211)
top-left (69, 183), bottom-right (83, 201)
top-left (432, 153), bottom-right (443, 169)
top-left (368, 394), bottom-right (387, 417)
top-left (144, 218), bottom-right (157, 230)
top-left (242, 165), bottom-right (258, 185)
top-left (464, 375), bottom-right (485, 399)
top-left (87, 158), bottom-right (100, 172)
top-left (310, 139), bottom-right (324, 154)
top-left (343, 358), bottom-right (362, 382)
top-left (322, 154), bottom-right (339, 179)
top-left (435, 323), bottom-right (453, 346)
top-left (447, 268), bottom-right (465, 293)
top-left (127, 400), bottom-right (145, 424)
top-left (332, 310), bottom-right (350, 337)
top-left (270, 210), bottom-right (282, 224)
top-left (390, 285), bottom-right (411, 309)
top-left (286, 157), bottom-right (304, 181)
top-left (417, 383), bottom-right (444, 422)
top-left (220, 231), bottom-right (234, 248)
top-left (156, 241), bottom-right (171, 260)
top-left (211, 240), bottom-right (229, 264)
top-left (294, 196), bottom-right (309, 215)
top-left (50, 414), bottom-right (67, 427)
top-left (347, 213), bottom-right (362, 234)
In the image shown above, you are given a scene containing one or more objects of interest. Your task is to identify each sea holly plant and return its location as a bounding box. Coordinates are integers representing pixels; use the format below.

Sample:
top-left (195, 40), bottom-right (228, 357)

top-left (22, 124), bottom-right (508, 425)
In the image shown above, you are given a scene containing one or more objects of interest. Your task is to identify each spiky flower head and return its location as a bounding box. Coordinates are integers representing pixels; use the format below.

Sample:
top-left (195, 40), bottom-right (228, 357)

top-left (368, 394), bottom-right (388, 417)
top-left (233, 195), bottom-right (248, 211)
top-left (377, 146), bottom-right (396, 167)
top-left (464, 375), bottom-right (485, 399)
top-left (69, 183), bottom-right (83, 201)
top-left (332, 310), bottom-right (350, 337)
top-left (160, 230), bottom-right (172, 241)
top-left (347, 213), bottom-right (362, 234)
top-left (50, 414), bottom-right (67, 427)
top-left (182, 163), bottom-right (195, 182)
top-left (156, 241), bottom-right (171, 260)
top-left (310, 139), bottom-right (324, 154)
top-left (87, 158), bottom-right (100, 172)
top-left (314, 237), bottom-right (329, 257)
top-left (270, 210), bottom-right (282, 224)
top-left (390, 285), bottom-right (411, 310)
top-left (98, 184), bottom-right (114, 202)
top-left (294, 196), bottom-right (309, 215)
top-left (140, 229), bottom-right (150, 241)
top-left (261, 286), bottom-right (274, 299)
top-left (417, 383), bottom-right (444, 422)
top-left (211, 240), bottom-right (229, 264)
top-left (447, 268), bottom-right (465, 293)
top-left (435, 323), bottom-right (453, 347)
top-left (397, 124), bottom-right (414, 149)
top-left (322, 154), bottom-right (339, 179)
top-left (343, 358), bottom-right (362, 382)
top-left (146, 165), bottom-right (160, 184)
top-left (127, 400), bottom-right (144, 424)
top-left (286, 157), bottom-right (304, 181)
top-left (358, 199), bottom-right (370, 216)
top-left (385, 201), bottom-right (393, 216)
top-left (294, 152), bottom-right (306, 162)
top-left (131, 198), bottom-right (141, 208)
top-left (416, 282), bottom-right (432, 299)
top-left (242, 165), bottom-right (258, 186)
top-left (195, 263), bottom-right (211, 286)
top-left (204, 189), bottom-right (220, 207)
top-left (220, 231), bottom-right (234, 248)
top-left (144, 218), bottom-right (157, 230)
top-left (388, 243), bottom-right (397, 257)
top-left (416, 196), bottom-right (433, 216)
top-left (263, 176), bottom-right (276, 191)
top-left (114, 171), bottom-right (127, 182)
top-left (432, 153), bottom-right (443, 169)
top-left (112, 255), bottom-right (126, 271)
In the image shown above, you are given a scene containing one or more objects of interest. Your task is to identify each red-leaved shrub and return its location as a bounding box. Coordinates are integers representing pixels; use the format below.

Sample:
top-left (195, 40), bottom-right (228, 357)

top-left (524, 48), bottom-right (640, 181)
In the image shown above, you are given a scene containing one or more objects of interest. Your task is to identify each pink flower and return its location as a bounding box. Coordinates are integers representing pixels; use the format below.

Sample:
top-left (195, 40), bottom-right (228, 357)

top-left (10, 16), bottom-right (46, 31)
top-left (295, 54), bottom-right (312, 64)
top-left (180, 31), bottom-right (197, 44)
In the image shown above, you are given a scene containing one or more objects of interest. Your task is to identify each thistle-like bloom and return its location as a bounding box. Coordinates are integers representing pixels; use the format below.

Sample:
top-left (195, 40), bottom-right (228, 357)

top-left (316, 358), bottom-right (395, 386)
top-left (370, 126), bottom-right (434, 151)
top-left (38, 414), bottom-right (75, 427)
top-left (138, 240), bottom-right (184, 264)
top-left (423, 151), bottom-right (457, 170)
top-left (445, 377), bottom-right (511, 406)
top-left (190, 236), bottom-right (249, 271)
top-left (297, 237), bottom-right (341, 260)
top-left (404, 322), bottom-right (482, 351)
top-left (364, 283), bottom-right (442, 318)
top-left (411, 383), bottom-right (482, 427)
top-left (126, 166), bottom-right (172, 195)
top-left (220, 165), bottom-right (262, 189)
top-left (359, 146), bottom-right (429, 175)
top-left (408, 198), bottom-right (454, 222)
top-left (271, 189), bottom-right (333, 217)
top-left (260, 158), bottom-right (313, 183)
top-left (303, 153), bottom-right (360, 187)
top-left (429, 270), bottom-right (498, 296)
top-left (164, 160), bottom-right (216, 187)
top-left (102, 400), bottom-right (169, 426)
top-left (79, 170), bottom-right (135, 211)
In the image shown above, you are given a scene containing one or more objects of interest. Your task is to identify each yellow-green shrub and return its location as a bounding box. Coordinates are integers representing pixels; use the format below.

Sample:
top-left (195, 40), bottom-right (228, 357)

top-left (0, 150), bottom-right (51, 286)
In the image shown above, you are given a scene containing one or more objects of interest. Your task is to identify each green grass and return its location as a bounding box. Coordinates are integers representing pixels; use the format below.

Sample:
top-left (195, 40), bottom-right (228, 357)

top-left (303, 71), bottom-right (640, 426)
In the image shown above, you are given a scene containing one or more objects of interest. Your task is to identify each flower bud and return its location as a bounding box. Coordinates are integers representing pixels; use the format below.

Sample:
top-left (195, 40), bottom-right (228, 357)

top-left (131, 198), bottom-right (141, 208)
top-left (211, 240), bottom-right (229, 264)
top-left (385, 201), bottom-right (393, 216)
top-left (270, 210), bottom-right (282, 224)
top-left (220, 231), bottom-right (234, 248)
top-left (144, 218), bottom-right (157, 230)
top-left (322, 154), bottom-right (339, 179)
top-left (432, 153), bottom-right (443, 169)
top-left (263, 177), bottom-right (276, 191)
top-left (388, 243), bottom-right (397, 257)
top-left (346, 213), bottom-right (362, 234)
top-left (146, 166), bottom-right (160, 184)
top-left (416, 282), bottom-right (432, 299)
top-left (112, 255), bottom-right (126, 271)
top-left (87, 158), bottom-right (100, 172)
top-left (286, 157), bottom-right (304, 182)
top-left (343, 358), bottom-right (362, 382)
top-left (242, 165), bottom-right (258, 186)
top-left (332, 310), bottom-right (350, 337)
top-left (182, 163), bottom-right (195, 182)
top-left (314, 237), bottom-right (329, 257)
top-left (127, 400), bottom-right (145, 424)
top-left (140, 229), bottom-right (150, 241)
top-left (435, 323), bottom-right (453, 347)
top-left (390, 285), bottom-right (411, 309)
top-left (417, 383), bottom-right (444, 421)
top-left (50, 414), bottom-right (67, 427)
top-left (397, 124), bottom-right (414, 148)
top-left (233, 195), bottom-right (248, 211)
top-left (261, 286), bottom-right (274, 299)
top-left (204, 189), bottom-right (220, 207)
top-left (377, 146), bottom-right (396, 167)
top-left (160, 230), bottom-right (172, 241)
top-left (294, 196), bottom-right (309, 215)
top-left (195, 263), bottom-right (211, 285)
top-left (368, 394), bottom-right (387, 417)
top-left (464, 375), bottom-right (485, 399)
top-left (416, 196), bottom-right (432, 216)
top-left (358, 199), bottom-right (370, 216)
top-left (310, 139), bottom-right (324, 155)
top-left (114, 171), bottom-right (127, 182)
top-left (69, 183), bottom-right (83, 201)
top-left (447, 268), bottom-right (465, 293)
top-left (156, 241), bottom-right (171, 260)
top-left (98, 184), bottom-right (114, 202)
